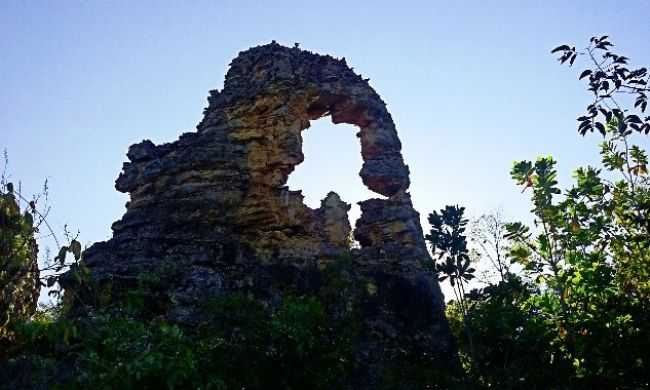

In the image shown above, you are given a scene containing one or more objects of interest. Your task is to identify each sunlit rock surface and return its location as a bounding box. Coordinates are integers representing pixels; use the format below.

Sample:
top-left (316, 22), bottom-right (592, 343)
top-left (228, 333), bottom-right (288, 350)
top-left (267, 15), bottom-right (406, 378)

top-left (64, 42), bottom-right (457, 387)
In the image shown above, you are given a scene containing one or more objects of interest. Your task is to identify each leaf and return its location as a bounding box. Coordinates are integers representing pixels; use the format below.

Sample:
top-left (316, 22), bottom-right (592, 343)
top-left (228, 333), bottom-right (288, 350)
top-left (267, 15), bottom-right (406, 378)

top-left (551, 45), bottom-right (570, 54)
top-left (70, 240), bottom-right (82, 260)
top-left (569, 53), bottom-right (577, 66)
top-left (47, 277), bottom-right (57, 287)
top-left (595, 122), bottom-right (606, 136)
top-left (614, 56), bottom-right (629, 64)
top-left (578, 120), bottom-right (591, 130)
top-left (55, 246), bottom-right (68, 265)
top-left (579, 70), bottom-right (592, 79)
top-left (626, 115), bottom-right (642, 124)
top-left (23, 211), bottom-right (34, 227)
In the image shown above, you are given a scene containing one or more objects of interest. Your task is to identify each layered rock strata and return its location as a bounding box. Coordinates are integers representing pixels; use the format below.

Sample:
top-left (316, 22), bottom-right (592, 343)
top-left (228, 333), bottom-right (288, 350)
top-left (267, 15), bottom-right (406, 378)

top-left (64, 42), bottom-right (456, 387)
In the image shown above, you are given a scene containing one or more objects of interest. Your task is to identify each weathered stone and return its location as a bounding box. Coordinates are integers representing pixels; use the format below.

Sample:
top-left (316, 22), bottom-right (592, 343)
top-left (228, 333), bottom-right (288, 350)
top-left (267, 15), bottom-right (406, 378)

top-left (317, 191), bottom-right (352, 251)
top-left (63, 42), bottom-right (457, 387)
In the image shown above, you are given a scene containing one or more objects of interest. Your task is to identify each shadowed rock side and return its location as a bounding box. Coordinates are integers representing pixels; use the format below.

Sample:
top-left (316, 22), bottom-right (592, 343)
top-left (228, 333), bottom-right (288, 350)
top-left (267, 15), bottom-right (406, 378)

top-left (64, 42), bottom-right (457, 387)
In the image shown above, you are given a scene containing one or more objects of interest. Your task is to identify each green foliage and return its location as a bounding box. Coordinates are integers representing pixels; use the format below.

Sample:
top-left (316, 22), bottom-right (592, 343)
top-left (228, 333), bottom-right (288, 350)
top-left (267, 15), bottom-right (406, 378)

top-left (0, 185), bottom-right (39, 339)
top-left (447, 277), bottom-right (574, 388)
top-left (74, 317), bottom-right (198, 389)
top-left (425, 205), bottom-right (479, 381)
top-left (195, 293), bottom-right (354, 390)
top-left (445, 36), bottom-right (650, 389)
top-left (378, 352), bottom-right (464, 390)
top-left (426, 205), bottom-right (476, 289)
top-left (1, 151), bottom-right (85, 338)
top-left (3, 285), bottom-right (359, 389)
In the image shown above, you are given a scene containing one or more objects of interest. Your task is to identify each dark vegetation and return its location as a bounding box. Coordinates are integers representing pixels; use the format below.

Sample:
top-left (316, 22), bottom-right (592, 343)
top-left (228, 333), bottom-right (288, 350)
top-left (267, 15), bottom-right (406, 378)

top-left (1, 36), bottom-right (649, 389)
top-left (1, 259), bottom-right (363, 389)
top-left (429, 36), bottom-right (650, 388)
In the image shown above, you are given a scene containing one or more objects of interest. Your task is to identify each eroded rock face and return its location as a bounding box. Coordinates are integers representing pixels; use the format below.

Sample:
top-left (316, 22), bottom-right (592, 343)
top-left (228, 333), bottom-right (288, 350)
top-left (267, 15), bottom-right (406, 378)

top-left (65, 42), bottom-right (456, 387)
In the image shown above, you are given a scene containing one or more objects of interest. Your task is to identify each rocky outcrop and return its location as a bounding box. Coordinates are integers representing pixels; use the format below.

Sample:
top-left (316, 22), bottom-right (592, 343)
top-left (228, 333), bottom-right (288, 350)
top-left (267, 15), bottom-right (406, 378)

top-left (64, 42), bottom-right (457, 387)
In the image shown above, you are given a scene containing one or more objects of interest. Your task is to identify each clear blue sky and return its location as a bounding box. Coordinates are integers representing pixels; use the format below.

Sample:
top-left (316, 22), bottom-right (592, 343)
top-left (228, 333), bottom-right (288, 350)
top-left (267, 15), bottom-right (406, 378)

top-left (2, 1), bottom-right (649, 293)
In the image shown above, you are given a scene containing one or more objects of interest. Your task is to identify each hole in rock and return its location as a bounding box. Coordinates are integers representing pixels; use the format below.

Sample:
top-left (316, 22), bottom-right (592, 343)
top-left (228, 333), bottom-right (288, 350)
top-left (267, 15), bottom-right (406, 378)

top-left (286, 117), bottom-right (377, 231)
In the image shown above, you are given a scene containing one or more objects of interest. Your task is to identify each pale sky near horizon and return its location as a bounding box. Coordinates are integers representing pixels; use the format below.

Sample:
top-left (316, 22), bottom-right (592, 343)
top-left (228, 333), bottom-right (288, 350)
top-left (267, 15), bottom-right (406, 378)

top-left (2, 1), bottom-right (649, 301)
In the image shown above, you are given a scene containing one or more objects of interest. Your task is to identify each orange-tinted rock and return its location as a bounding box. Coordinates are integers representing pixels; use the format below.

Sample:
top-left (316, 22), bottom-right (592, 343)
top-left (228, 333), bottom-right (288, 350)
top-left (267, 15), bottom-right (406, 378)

top-left (64, 42), bottom-right (456, 388)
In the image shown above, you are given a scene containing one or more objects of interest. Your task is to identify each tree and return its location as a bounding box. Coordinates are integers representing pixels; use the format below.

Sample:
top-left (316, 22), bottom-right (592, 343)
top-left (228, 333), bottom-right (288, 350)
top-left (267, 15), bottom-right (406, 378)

top-left (425, 205), bottom-right (477, 374)
top-left (426, 206), bottom-right (476, 316)
top-left (444, 36), bottom-right (650, 388)
top-left (0, 151), bottom-right (84, 340)
top-left (0, 182), bottom-right (40, 338)
top-left (470, 210), bottom-right (511, 283)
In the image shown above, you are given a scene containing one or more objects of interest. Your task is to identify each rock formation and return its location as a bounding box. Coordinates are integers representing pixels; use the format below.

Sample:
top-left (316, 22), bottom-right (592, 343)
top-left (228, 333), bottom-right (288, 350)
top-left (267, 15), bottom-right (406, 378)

top-left (64, 42), bottom-right (457, 387)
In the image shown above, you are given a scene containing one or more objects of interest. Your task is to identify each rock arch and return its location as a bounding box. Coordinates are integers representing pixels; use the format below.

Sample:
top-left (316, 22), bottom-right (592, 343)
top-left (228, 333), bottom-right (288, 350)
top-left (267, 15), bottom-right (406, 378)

top-left (65, 43), bottom-right (456, 387)
top-left (112, 41), bottom-right (427, 261)
top-left (213, 45), bottom-right (411, 198)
